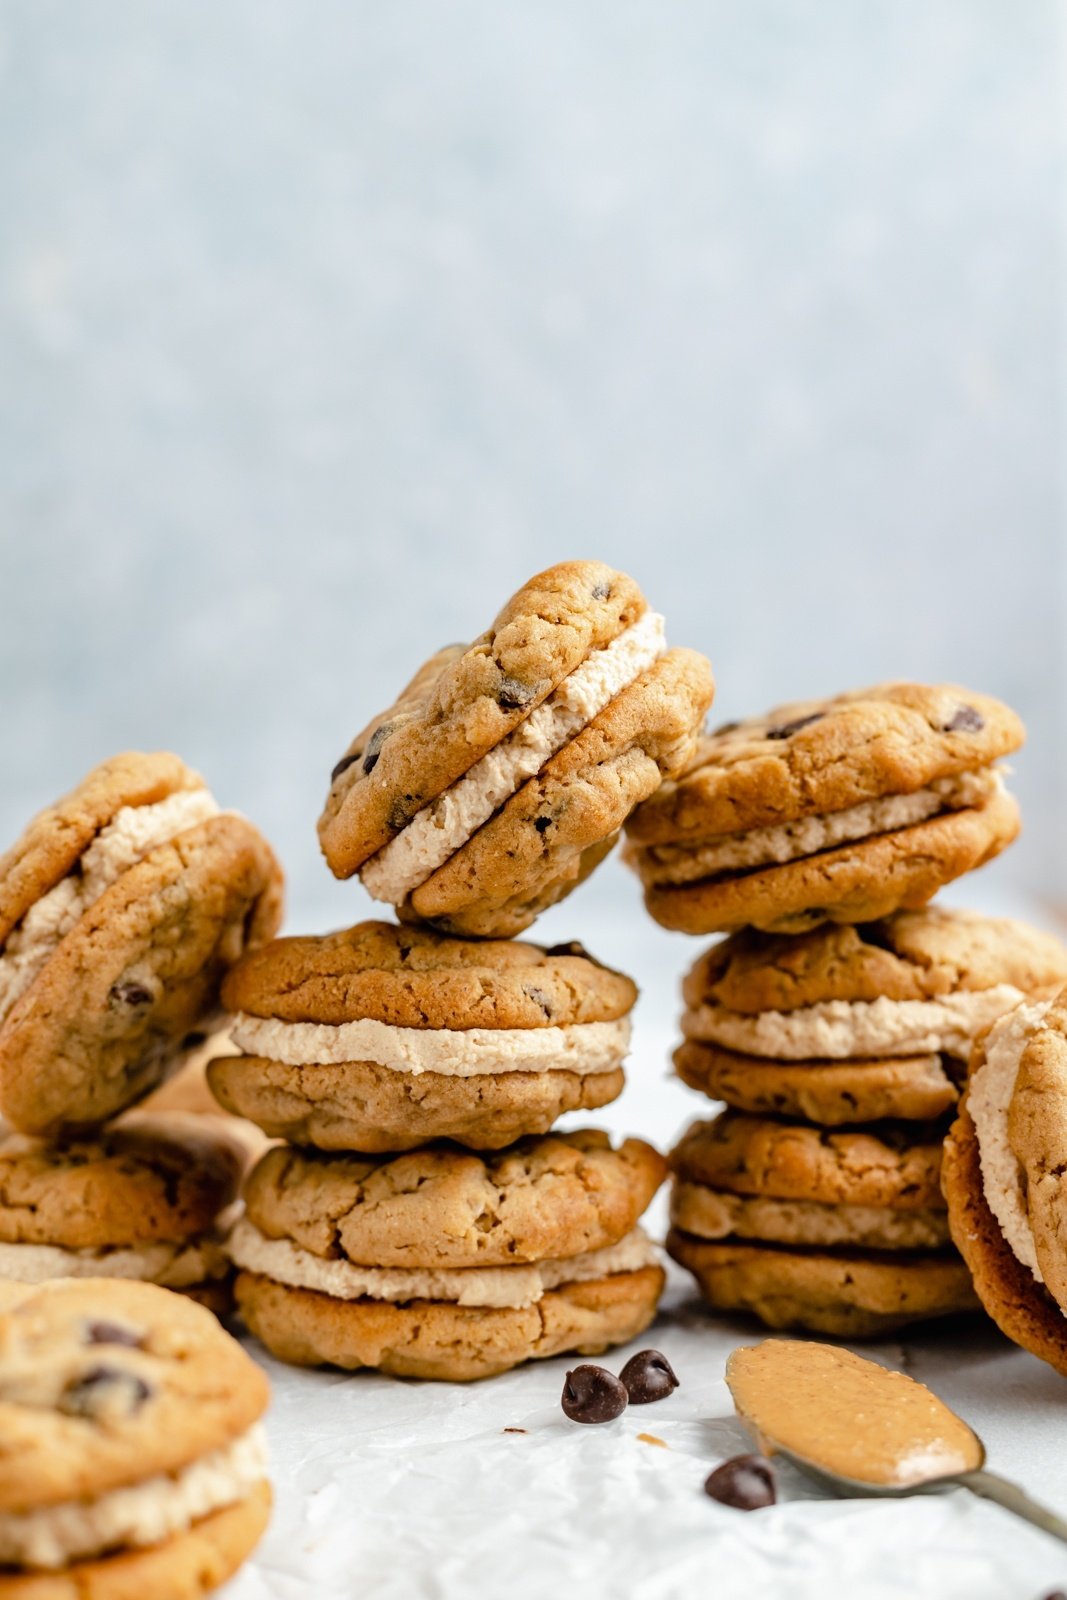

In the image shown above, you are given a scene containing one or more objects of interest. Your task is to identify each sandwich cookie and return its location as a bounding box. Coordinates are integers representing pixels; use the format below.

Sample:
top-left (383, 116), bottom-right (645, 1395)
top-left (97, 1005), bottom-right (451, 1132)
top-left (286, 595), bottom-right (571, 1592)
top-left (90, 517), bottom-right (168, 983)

top-left (943, 985), bottom-right (1067, 1376)
top-left (0, 753), bottom-right (284, 1135)
top-left (0, 1114), bottom-right (249, 1317)
top-left (675, 909), bottom-right (1067, 1126)
top-left (667, 1111), bottom-right (978, 1337)
top-left (624, 682), bottom-right (1022, 935)
top-left (230, 1131), bottom-right (667, 1381)
top-left (209, 921), bottom-right (636, 1152)
top-left (318, 561), bottom-right (714, 937)
top-left (0, 1278), bottom-right (270, 1595)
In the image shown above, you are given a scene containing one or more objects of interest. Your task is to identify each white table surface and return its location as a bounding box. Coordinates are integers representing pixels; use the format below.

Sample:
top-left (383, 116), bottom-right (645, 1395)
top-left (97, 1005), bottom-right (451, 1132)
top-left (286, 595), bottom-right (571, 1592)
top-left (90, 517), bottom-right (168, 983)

top-left (224, 882), bottom-right (1067, 1600)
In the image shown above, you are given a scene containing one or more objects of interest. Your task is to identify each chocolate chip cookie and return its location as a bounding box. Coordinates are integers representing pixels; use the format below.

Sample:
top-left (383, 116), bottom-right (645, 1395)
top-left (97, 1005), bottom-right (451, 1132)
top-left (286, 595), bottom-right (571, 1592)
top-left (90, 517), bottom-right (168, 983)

top-left (624, 682), bottom-right (1022, 935)
top-left (318, 562), bottom-right (714, 937)
top-left (209, 920), bottom-right (636, 1151)
top-left (0, 753), bottom-right (284, 1135)
top-left (230, 1130), bottom-right (667, 1380)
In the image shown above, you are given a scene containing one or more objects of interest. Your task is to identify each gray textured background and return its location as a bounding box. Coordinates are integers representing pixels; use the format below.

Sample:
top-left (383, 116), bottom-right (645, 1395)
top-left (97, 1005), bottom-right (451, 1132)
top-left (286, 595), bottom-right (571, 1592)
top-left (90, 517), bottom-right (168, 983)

top-left (1, 0), bottom-right (1061, 953)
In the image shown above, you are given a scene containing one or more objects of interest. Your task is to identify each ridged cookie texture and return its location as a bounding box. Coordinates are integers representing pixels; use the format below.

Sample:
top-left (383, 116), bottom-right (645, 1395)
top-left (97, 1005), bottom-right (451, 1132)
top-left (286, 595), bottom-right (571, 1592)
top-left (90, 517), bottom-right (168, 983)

top-left (943, 985), bottom-right (1067, 1376)
top-left (209, 921), bottom-right (636, 1151)
top-left (0, 1279), bottom-right (270, 1591)
top-left (624, 681), bottom-right (1022, 935)
top-left (674, 909), bottom-right (1067, 1125)
top-left (229, 1130), bottom-right (667, 1380)
top-left (317, 562), bottom-right (713, 937)
top-left (668, 1111), bottom-right (977, 1336)
top-left (0, 754), bottom-right (284, 1136)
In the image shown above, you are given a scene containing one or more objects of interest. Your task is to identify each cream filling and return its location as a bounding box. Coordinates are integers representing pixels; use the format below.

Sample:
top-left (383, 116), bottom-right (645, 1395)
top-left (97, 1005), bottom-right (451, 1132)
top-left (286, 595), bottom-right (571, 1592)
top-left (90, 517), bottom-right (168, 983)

top-left (360, 611), bottom-right (666, 901)
top-left (682, 987), bottom-right (1026, 1061)
top-left (0, 788), bottom-right (220, 1023)
top-left (0, 1235), bottom-right (229, 1289)
top-left (0, 1424), bottom-right (266, 1571)
top-left (642, 767), bottom-right (1002, 883)
top-left (227, 1217), bottom-right (658, 1309)
top-left (969, 1000), bottom-right (1050, 1283)
top-left (230, 1012), bottom-right (630, 1077)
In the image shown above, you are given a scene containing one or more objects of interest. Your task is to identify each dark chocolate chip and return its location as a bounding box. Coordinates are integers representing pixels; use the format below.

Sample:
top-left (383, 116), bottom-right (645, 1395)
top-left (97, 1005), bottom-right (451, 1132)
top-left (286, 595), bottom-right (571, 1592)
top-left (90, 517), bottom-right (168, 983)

top-left (943, 705), bottom-right (985, 734)
top-left (524, 985), bottom-right (553, 1017)
top-left (388, 797), bottom-right (416, 832)
top-left (591, 581), bottom-right (612, 600)
top-left (330, 751), bottom-right (360, 782)
top-left (60, 1367), bottom-right (152, 1418)
top-left (84, 1321), bottom-right (143, 1349)
top-left (498, 676), bottom-right (537, 711)
top-left (181, 1031), bottom-right (208, 1051)
top-left (765, 712), bottom-right (824, 741)
top-left (703, 1454), bottom-right (777, 1510)
top-left (362, 721), bottom-right (398, 776)
top-left (545, 941), bottom-right (591, 960)
top-left (1039, 1592), bottom-right (1067, 1600)
top-left (109, 981), bottom-right (152, 1008)
top-left (533, 816), bottom-right (552, 835)
top-left (561, 1364), bottom-right (628, 1424)
top-left (618, 1349), bottom-right (679, 1405)
top-left (711, 720), bottom-right (741, 737)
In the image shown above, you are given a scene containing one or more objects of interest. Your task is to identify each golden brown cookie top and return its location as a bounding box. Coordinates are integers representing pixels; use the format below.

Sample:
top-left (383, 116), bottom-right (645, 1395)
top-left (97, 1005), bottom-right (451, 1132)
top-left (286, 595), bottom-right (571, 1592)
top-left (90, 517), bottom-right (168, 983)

top-left (671, 1111), bottom-right (946, 1210)
top-left (0, 1278), bottom-right (269, 1514)
top-left (222, 919), bottom-right (636, 1029)
top-left (626, 681), bottom-right (1023, 844)
top-left (682, 908), bottom-right (1067, 1015)
top-left (318, 562), bottom-right (649, 876)
top-left (0, 1113), bottom-right (246, 1250)
top-left (242, 1130), bottom-right (666, 1269)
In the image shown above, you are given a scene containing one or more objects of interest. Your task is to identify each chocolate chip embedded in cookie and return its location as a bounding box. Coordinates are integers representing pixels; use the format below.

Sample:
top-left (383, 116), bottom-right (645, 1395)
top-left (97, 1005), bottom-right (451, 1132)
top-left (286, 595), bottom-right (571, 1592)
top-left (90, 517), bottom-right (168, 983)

top-left (317, 562), bottom-right (714, 937)
top-left (228, 1129), bottom-right (667, 1381)
top-left (624, 682), bottom-right (1023, 935)
top-left (0, 1278), bottom-right (270, 1590)
top-left (0, 753), bottom-right (284, 1135)
top-left (209, 920), bottom-right (635, 1151)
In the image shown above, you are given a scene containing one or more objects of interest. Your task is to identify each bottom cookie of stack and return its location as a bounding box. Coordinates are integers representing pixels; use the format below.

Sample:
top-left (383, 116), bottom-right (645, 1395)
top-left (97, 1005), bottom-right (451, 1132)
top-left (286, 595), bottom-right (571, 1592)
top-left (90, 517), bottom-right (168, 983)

top-left (667, 1112), bottom-right (978, 1336)
top-left (229, 1131), bottom-right (667, 1381)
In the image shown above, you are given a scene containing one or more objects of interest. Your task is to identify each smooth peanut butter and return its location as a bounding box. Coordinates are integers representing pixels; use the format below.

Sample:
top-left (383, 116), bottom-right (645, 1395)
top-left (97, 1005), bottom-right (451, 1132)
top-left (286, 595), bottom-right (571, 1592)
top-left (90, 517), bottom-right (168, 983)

top-left (726, 1340), bottom-right (983, 1488)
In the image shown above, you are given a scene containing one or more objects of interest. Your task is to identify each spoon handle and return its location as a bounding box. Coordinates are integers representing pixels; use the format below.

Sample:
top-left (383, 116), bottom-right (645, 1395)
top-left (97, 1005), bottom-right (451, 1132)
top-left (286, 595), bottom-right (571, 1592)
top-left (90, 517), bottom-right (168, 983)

top-left (959, 1469), bottom-right (1067, 1545)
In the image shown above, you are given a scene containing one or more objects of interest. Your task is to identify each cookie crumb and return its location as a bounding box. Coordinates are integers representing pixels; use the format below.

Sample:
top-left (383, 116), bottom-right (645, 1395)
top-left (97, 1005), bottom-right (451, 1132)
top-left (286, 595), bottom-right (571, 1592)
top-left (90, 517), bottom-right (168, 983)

top-left (637, 1433), bottom-right (667, 1448)
top-left (503, 1427), bottom-right (527, 1434)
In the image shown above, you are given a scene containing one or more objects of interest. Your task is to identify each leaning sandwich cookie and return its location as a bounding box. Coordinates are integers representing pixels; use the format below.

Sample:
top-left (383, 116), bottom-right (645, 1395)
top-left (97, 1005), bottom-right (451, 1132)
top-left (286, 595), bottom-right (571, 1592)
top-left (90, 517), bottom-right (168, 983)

top-left (624, 682), bottom-right (1022, 935)
top-left (0, 1278), bottom-right (270, 1594)
top-left (229, 1132), bottom-right (667, 1381)
top-left (0, 753), bottom-right (284, 1135)
top-left (318, 561), bottom-right (714, 937)
top-left (674, 909), bottom-right (1067, 1126)
top-left (209, 920), bottom-right (636, 1151)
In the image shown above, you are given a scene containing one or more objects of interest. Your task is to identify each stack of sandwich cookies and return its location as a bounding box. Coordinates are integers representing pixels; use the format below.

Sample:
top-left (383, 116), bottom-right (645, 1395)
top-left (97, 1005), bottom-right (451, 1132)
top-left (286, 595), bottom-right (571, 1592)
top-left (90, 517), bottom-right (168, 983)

top-left (624, 683), bottom-right (1022, 935)
top-left (319, 561), bottom-right (714, 937)
top-left (0, 1115), bottom-right (248, 1315)
top-left (943, 984), bottom-right (1067, 1376)
top-left (667, 1112), bottom-right (978, 1337)
top-left (0, 753), bottom-right (284, 1133)
top-left (228, 1132), bottom-right (666, 1381)
top-left (0, 1278), bottom-right (270, 1595)
top-left (209, 921), bottom-right (636, 1151)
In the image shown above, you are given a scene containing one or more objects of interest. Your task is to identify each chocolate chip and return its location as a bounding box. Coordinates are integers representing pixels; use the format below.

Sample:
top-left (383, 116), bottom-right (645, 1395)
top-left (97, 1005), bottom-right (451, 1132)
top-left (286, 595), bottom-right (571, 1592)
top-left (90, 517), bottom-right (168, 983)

top-left (703, 1454), bottom-right (777, 1510)
top-left (362, 721), bottom-right (398, 776)
top-left (710, 719), bottom-right (741, 737)
top-left (181, 1031), bottom-right (208, 1051)
top-left (591, 581), bottom-right (612, 600)
top-left (388, 796), bottom-right (416, 832)
top-left (84, 1321), bottom-right (143, 1349)
top-left (524, 985), bottom-right (553, 1017)
top-left (109, 981), bottom-right (152, 1008)
top-left (765, 712), bottom-right (824, 741)
top-left (330, 751), bottom-right (360, 783)
top-left (545, 941), bottom-right (590, 960)
top-left (534, 816), bottom-right (552, 834)
top-left (943, 705), bottom-right (985, 733)
top-left (498, 676), bottom-right (536, 711)
top-left (60, 1367), bottom-right (152, 1418)
top-left (618, 1349), bottom-right (679, 1405)
top-left (561, 1364), bottom-right (628, 1424)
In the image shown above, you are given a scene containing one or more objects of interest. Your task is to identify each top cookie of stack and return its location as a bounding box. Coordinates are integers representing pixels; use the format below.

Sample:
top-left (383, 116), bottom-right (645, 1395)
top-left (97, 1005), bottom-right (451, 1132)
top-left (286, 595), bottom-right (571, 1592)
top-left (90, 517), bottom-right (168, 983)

top-left (318, 560), bottom-right (714, 938)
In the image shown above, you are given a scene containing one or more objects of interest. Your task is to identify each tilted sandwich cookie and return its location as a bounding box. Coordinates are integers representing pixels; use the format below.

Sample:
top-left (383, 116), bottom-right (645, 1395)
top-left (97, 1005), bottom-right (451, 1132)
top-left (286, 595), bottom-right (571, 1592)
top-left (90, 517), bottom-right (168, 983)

top-left (0, 753), bottom-right (284, 1134)
top-left (229, 1132), bottom-right (667, 1381)
top-left (675, 910), bottom-right (1067, 1126)
top-left (0, 1114), bottom-right (249, 1317)
top-left (624, 682), bottom-right (1022, 935)
top-left (0, 1278), bottom-right (270, 1596)
top-left (209, 921), bottom-right (636, 1151)
top-left (668, 1111), bottom-right (978, 1337)
top-left (318, 561), bottom-right (714, 937)
top-left (943, 984), bottom-right (1067, 1377)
